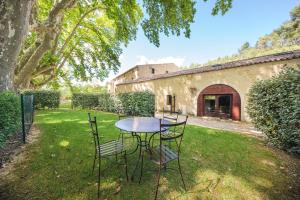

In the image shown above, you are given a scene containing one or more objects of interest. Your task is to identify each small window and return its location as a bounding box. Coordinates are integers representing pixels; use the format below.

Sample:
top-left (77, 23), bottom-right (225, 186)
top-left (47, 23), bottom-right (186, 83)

top-left (151, 68), bottom-right (155, 74)
top-left (166, 95), bottom-right (172, 105)
top-left (166, 71), bottom-right (168, 74)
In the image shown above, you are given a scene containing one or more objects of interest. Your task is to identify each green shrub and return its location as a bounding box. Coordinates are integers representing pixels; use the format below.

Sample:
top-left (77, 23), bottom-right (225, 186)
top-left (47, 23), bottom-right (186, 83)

top-left (71, 91), bottom-right (155, 116)
top-left (118, 91), bottom-right (155, 116)
top-left (72, 93), bottom-right (100, 109)
top-left (24, 90), bottom-right (60, 109)
top-left (98, 94), bottom-right (116, 112)
top-left (247, 66), bottom-right (300, 154)
top-left (0, 92), bottom-right (21, 147)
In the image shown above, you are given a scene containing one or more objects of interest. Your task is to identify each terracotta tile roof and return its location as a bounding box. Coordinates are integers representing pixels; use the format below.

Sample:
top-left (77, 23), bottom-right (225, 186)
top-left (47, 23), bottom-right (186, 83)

top-left (116, 50), bottom-right (300, 86)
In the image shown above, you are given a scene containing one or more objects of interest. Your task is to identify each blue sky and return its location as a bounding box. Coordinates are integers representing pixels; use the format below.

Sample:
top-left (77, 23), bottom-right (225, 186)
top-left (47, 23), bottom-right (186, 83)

top-left (105, 0), bottom-right (299, 82)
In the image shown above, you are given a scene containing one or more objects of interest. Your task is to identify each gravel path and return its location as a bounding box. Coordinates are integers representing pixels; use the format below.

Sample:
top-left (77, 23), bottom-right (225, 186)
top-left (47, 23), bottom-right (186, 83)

top-left (155, 113), bottom-right (263, 138)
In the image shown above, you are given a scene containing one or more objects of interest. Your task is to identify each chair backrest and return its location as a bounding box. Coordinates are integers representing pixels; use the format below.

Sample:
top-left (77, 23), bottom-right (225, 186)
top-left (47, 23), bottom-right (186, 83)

top-left (159, 115), bottom-right (188, 143)
top-left (162, 107), bottom-right (179, 122)
top-left (88, 113), bottom-right (100, 151)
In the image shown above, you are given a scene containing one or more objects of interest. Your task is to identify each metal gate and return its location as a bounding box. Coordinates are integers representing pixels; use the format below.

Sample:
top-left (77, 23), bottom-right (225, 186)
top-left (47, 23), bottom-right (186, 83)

top-left (21, 94), bottom-right (34, 143)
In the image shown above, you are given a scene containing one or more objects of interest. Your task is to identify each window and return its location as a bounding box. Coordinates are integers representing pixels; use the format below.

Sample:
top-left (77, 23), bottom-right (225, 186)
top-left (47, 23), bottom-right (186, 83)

top-left (204, 95), bottom-right (216, 114)
top-left (166, 95), bottom-right (172, 105)
top-left (166, 71), bottom-right (168, 73)
top-left (151, 68), bottom-right (155, 74)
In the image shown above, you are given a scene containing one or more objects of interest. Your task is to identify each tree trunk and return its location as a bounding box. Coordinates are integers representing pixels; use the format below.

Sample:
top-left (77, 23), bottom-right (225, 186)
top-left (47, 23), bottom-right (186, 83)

top-left (0, 0), bottom-right (34, 91)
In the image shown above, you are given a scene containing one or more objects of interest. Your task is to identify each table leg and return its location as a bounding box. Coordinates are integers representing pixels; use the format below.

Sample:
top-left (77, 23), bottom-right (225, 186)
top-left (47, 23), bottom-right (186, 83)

top-left (131, 134), bottom-right (142, 181)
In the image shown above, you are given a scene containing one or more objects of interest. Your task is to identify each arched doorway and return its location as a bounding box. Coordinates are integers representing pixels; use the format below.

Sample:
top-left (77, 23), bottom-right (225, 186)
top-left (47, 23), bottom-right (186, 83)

top-left (197, 84), bottom-right (241, 121)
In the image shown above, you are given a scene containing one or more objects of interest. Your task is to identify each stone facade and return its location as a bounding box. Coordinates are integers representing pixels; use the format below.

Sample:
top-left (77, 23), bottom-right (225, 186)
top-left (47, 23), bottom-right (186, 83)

top-left (108, 63), bottom-right (178, 93)
top-left (110, 51), bottom-right (300, 122)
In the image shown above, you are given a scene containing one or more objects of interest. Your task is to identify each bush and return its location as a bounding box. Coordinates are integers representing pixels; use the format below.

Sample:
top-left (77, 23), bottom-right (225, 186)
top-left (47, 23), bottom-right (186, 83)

top-left (0, 92), bottom-right (21, 147)
top-left (247, 66), bottom-right (300, 154)
top-left (118, 91), bottom-right (155, 116)
top-left (98, 94), bottom-right (116, 112)
top-left (72, 93), bottom-right (100, 109)
top-left (24, 90), bottom-right (60, 109)
top-left (71, 91), bottom-right (155, 116)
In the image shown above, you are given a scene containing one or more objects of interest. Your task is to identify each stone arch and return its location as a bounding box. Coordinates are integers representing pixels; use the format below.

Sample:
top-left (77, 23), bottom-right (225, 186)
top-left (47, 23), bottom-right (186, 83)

top-left (197, 84), bottom-right (241, 121)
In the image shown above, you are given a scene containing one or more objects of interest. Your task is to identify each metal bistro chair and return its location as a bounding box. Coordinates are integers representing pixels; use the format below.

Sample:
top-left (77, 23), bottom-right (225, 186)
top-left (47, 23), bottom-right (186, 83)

top-left (150, 116), bottom-right (188, 200)
top-left (159, 108), bottom-right (180, 148)
top-left (162, 107), bottom-right (179, 123)
top-left (88, 113), bottom-right (128, 199)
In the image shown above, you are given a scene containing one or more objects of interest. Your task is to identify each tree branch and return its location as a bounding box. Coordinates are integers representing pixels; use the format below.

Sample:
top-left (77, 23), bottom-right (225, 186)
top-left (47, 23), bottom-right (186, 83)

top-left (57, 6), bottom-right (101, 57)
top-left (14, 0), bottom-right (75, 88)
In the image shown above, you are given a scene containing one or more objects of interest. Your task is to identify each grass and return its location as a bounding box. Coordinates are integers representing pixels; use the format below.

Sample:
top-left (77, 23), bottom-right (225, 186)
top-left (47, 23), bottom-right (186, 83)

top-left (0, 108), bottom-right (299, 200)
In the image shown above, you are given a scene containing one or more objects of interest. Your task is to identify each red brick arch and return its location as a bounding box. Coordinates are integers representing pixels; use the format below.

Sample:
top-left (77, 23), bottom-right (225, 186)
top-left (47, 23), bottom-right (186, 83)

top-left (197, 84), bottom-right (241, 121)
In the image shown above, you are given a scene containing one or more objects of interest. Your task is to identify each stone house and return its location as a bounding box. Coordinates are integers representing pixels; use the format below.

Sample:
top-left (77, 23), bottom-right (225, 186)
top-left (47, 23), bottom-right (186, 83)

top-left (108, 63), bottom-right (178, 93)
top-left (108, 50), bottom-right (300, 121)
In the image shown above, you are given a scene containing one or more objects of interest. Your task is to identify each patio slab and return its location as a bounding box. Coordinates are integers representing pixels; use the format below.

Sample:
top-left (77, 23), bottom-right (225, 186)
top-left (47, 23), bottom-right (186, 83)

top-left (155, 113), bottom-right (263, 138)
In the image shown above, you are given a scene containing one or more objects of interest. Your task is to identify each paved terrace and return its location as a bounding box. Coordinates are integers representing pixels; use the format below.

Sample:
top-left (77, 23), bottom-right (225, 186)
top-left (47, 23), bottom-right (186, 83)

top-left (155, 113), bottom-right (263, 138)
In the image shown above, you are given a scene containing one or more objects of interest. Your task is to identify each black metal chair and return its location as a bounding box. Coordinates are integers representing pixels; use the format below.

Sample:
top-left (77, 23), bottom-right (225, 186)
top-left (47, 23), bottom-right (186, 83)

top-left (160, 108), bottom-right (180, 147)
top-left (162, 107), bottom-right (179, 122)
top-left (88, 113), bottom-right (128, 199)
top-left (150, 116), bottom-right (188, 200)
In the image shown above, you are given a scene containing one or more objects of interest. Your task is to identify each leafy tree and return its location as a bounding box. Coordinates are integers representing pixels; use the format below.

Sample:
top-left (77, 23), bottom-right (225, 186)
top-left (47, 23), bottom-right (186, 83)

top-left (0, 0), bottom-right (234, 90)
top-left (238, 42), bottom-right (250, 53)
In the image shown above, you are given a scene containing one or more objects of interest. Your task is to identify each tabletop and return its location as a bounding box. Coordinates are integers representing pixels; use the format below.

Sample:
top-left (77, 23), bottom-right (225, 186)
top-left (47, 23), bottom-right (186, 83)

top-left (115, 117), bottom-right (169, 133)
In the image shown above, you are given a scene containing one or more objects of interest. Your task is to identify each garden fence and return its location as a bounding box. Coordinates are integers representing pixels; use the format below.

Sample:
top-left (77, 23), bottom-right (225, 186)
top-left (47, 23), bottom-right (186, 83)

top-left (21, 94), bottom-right (34, 143)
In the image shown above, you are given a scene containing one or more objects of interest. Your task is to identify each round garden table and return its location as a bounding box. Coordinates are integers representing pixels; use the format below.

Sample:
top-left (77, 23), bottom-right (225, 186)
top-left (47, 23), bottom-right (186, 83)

top-left (115, 117), bottom-right (169, 181)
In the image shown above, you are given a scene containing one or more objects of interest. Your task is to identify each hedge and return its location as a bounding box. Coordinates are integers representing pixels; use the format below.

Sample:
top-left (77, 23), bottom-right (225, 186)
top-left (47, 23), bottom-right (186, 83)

top-left (72, 93), bottom-right (100, 109)
top-left (24, 90), bottom-right (60, 109)
top-left (0, 92), bottom-right (21, 148)
top-left (71, 91), bottom-right (155, 116)
top-left (98, 94), bottom-right (116, 112)
top-left (247, 66), bottom-right (300, 154)
top-left (118, 91), bottom-right (155, 116)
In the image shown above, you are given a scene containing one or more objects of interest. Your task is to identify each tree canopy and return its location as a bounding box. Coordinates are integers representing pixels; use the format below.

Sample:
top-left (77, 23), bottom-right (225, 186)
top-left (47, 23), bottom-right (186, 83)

top-left (12, 0), bottom-right (233, 89)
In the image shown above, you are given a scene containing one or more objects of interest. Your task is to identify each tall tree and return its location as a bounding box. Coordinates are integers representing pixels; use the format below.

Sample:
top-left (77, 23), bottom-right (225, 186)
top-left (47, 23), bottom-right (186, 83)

top-left (1, 0), bottom-right (234, 90)
top-left (0, 0), bottom-right (35, 91)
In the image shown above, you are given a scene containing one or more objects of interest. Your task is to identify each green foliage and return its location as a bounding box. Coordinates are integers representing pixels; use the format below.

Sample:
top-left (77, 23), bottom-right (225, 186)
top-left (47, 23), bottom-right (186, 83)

top-left (247, 66), bottom-right (300, 154)
top-left (98, 94), bottom-right (116, 112)
top-left (24, 90), bottom-right (60, 109)
top-left (71, 85), bottom-right (107, 94)
top-left (71, 93), bottom-right (100, 109)
top-left (0, 92), bottom-right (21, 147)
top-left (118, 91), bottom-right (155, 116)
top-left (18, 0), bottom-right (233, 89)
top-left (239, 42), bottom-right (250, 53)
top-left (71, 91), bottom-right (155, 116)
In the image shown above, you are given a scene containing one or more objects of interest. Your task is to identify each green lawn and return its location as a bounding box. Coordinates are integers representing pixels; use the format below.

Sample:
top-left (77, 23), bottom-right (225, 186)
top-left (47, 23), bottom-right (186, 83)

top-left (0, 108), bottom-right (298, 200)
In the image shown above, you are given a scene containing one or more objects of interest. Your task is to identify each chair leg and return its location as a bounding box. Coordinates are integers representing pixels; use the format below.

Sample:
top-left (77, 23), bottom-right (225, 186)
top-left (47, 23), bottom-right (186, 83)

top-left (177, 158), bottom-right (186, 191)
top-left (154, 164), bottom-right (161, 200)
top-left (124, 152), bottom-right (129, 181)
top-left (92, 150), bottom-right (97, 175)
top-left (98, 157), bottom-right (101, 199)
